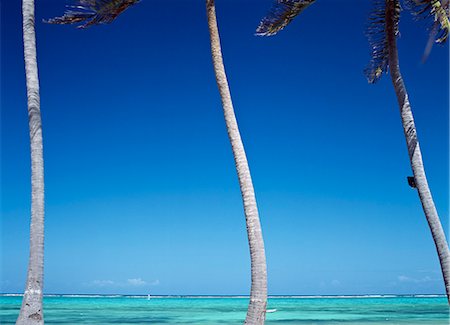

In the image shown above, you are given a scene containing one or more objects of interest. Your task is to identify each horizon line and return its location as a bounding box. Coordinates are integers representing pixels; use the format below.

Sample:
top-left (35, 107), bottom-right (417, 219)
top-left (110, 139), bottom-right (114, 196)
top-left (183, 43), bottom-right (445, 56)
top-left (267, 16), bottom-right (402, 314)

top-left (1, 293), bottom-right (446, 298)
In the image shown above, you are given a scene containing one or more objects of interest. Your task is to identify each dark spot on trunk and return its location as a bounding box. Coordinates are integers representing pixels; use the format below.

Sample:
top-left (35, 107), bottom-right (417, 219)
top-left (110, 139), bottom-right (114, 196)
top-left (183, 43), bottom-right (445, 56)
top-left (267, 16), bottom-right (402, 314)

top-left (407, 176), bottom-right (416, 188)
top-left (28, 312), bottom-right (42, 320)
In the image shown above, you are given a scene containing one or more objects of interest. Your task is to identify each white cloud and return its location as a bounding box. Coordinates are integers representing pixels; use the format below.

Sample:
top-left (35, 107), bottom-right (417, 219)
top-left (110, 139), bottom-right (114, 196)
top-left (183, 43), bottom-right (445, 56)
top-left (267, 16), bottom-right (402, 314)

top-left (318, 280), bottom-right (341, 288)
top-left (86, 278), bottom-right (159, 287)
top-left (89, 280), bottom-right (115, 287)
top-left (397, 275), bottom-right (434, 283)
top-left (127, 278), bottom-right (147, 286)
top-left (331, 280), bottom-right (341, 287)
top-left (417, 269), bottom-right (440, 274)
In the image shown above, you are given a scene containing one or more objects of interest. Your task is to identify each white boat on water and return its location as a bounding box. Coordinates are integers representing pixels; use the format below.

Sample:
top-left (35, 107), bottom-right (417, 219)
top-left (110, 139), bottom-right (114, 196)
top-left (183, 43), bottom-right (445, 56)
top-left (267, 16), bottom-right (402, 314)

top-left (266, 309), bottom-right (277, 313)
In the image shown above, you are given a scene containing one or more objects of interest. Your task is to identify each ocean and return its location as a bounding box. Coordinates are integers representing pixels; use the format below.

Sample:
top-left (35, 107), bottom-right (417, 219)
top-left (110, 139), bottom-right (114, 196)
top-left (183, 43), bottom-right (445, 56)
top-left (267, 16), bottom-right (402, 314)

top-left (1, 295), bottom-right (448, 324)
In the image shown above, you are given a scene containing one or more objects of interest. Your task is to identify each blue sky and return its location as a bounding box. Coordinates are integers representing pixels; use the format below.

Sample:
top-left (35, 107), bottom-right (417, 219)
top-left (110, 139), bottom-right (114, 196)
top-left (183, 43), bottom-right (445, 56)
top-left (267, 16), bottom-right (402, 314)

top-left (1, 0), bottom-right (449, 295)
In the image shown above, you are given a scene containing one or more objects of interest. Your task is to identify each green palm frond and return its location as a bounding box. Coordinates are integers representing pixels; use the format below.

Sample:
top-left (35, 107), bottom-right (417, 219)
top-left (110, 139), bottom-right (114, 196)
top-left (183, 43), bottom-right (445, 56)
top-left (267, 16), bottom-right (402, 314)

top-left (44, 0), bottom-right (140, 29)
top-left (255, 0), bottom-right (316, 36)
top-left (406, 0), bottom-right (449, 43)
top-left (364, 0), bottom-right (401, 83)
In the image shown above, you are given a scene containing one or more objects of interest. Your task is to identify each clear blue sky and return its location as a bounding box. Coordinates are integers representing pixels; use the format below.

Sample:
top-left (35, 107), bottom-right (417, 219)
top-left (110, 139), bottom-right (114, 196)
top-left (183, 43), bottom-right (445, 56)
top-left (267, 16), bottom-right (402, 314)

top-left (1, 0), bottom-right (449, 296)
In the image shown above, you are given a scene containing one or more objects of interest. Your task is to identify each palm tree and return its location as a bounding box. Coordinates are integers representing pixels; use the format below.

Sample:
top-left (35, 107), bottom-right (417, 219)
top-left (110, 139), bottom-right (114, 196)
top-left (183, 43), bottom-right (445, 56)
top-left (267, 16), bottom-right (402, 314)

top-left (47, 1), bottom-right (268, 322)
top-left (206, 1), bottom-right (267, 323)
top-left (16, 0), bottom-right (45, 324)
top-left (256, 0), bottom-right (450, 302)
top-left (365, 0), bottom-right (450, 303)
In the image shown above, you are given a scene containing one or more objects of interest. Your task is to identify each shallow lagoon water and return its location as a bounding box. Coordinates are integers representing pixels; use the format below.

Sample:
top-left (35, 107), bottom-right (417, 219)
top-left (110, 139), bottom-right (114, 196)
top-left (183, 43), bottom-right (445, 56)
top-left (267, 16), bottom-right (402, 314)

top-left (1, 295), bottom-right (448, 324)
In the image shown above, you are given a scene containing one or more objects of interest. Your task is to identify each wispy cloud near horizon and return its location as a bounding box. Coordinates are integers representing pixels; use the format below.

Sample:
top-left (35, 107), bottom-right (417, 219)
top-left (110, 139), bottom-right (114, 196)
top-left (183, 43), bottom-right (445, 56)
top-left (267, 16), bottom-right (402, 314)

top-left (85, 278), bottom-right (160, 288)
top-left (89, 280), bottom-right (115, 287)
top-left (397, 275), bottom-right (436, 284)
top-left (127, 278), bottom-right (149, 286)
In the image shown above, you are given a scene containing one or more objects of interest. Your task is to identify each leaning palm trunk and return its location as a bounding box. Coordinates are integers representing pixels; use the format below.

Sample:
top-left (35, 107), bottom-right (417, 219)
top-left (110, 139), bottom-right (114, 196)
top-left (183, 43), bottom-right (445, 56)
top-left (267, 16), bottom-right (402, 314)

top-left (16, 0), bottom-right (45, 324)
top-left (386, 0), bottom-right (450, 303)
top-left (206, 0), bottom-right (267, 323)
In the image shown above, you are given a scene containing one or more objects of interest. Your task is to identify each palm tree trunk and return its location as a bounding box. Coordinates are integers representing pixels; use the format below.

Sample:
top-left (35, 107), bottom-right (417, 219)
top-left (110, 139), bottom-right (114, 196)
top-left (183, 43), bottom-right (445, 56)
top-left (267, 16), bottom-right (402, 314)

top-left (16, 0), bottom-right (45, 324)
top-left (386, 0), bottom-right (450, 303)
top-left (205, 1), bottom-right (268, 323)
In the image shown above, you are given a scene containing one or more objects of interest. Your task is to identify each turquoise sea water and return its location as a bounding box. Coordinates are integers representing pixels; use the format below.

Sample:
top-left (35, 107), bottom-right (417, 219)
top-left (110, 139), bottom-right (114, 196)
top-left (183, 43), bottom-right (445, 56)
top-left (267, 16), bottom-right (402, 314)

top-left (1, 295), bottom-right (448, 324)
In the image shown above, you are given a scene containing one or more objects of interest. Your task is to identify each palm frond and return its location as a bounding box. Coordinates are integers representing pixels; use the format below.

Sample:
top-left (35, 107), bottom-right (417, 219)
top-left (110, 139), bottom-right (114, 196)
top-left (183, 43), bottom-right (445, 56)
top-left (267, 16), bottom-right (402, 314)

top-left (44, 0), bottom-right (140, 29)
top-left (255, 0), bottom-right (316, 36)
top-left (364, 0), bottom-right (401, 83)
top-left (44, 6), bottom-right (96, 27)
top-left (421, 20), bottom-right (440, 61)
top-left (406, 0), bottom-right (449, 43)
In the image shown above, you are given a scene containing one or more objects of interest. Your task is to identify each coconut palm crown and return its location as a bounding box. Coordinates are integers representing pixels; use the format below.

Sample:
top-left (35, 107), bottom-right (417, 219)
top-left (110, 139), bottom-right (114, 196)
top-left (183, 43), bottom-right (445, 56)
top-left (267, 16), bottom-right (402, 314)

top-left (365, 0), bottom-right (449, 82)
top-left (44, 0), bottom-right (140, 29)
top-left (408, 0), bottom-right (449, 44)
top-left (256, 0), bottom-right (448, 42)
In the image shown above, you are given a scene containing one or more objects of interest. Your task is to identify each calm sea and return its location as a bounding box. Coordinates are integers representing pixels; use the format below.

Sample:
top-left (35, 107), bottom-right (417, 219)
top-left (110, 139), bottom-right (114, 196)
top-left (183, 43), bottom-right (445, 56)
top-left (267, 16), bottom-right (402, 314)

top-left (1, 295), bottom-right (448, 324)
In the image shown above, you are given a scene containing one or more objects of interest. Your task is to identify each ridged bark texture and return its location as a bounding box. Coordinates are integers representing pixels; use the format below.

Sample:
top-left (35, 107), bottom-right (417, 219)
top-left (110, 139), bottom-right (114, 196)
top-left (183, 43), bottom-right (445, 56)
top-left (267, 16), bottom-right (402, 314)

top-left (16, 0), bottom-right (45, 324)
top-left (205, 1), bottom-right (268, 323)
top-left (386, 0), bottom-right (450, 303)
